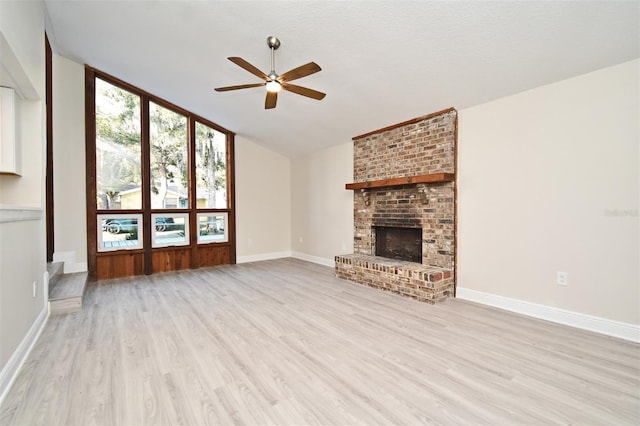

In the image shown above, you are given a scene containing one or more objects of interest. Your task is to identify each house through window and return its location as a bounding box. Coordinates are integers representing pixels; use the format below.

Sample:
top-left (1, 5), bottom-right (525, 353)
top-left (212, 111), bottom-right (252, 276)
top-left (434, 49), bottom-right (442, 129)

top-left (86, 68), bottom-right (235, 279)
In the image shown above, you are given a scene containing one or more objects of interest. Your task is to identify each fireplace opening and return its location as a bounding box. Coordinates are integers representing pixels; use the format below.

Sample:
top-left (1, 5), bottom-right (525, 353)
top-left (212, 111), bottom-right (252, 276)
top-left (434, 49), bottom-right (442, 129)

top-left (374, 226), bottom-right (422, 263)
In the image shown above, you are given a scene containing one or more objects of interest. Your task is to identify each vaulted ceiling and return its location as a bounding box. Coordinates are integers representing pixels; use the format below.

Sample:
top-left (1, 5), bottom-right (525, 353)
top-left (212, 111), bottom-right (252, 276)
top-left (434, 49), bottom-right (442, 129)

top-left (45, 1), bottom-right (639, 157)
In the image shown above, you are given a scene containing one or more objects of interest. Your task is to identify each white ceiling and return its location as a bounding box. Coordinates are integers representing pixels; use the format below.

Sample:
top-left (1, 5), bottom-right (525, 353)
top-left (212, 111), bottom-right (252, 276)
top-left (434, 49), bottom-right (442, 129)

top-left (45, 0), bottom-right (639, 157)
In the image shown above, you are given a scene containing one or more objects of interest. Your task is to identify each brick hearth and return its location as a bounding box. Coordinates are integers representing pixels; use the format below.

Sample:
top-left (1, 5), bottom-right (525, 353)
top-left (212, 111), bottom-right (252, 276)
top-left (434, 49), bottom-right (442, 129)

top-left (336, 108), bottom-right (457, 303)
top-left (335, 254), bottom-right (453, 304)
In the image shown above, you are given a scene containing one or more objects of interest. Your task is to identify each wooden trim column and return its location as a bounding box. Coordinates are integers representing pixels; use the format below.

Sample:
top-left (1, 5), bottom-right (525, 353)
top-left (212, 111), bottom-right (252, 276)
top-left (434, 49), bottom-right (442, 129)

top-left (188, 118), bottom-right (198, 269)
top-left (45, 34), bottom-right (54, 262)
top-left (84, 67), bottom-right (97, 278)
top-left (228, 132), bottom-right (236, 264)
top-left (453, 112), bottom-right (458, 297)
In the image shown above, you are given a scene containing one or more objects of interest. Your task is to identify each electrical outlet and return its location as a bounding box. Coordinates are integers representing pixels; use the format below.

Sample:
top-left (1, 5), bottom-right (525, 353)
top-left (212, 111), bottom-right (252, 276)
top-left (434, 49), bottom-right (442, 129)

top-left (32, 281), bottom-right (37, 298)
top-left (557, 272), bottom-right (568, 286)
top-left (299, 236), bottom-right (303, 244)
top-left (247, 237), bottom-right (253, 246)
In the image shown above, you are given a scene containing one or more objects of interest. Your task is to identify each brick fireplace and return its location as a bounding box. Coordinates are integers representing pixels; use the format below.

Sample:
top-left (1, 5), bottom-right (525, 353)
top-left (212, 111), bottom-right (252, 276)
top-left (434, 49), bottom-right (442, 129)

top-left (335, 108), bottom-right (456, 303)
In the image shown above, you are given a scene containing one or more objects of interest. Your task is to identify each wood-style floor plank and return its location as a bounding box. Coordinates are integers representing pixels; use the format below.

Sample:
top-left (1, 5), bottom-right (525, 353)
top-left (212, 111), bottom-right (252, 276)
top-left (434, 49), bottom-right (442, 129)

top-left (1, 258), bottom-right (638, 425)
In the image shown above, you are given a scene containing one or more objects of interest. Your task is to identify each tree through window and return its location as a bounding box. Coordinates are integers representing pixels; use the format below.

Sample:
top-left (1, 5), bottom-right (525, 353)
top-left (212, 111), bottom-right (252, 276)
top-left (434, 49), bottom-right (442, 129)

top-left (95, 79), bottom-right (142, 210)
top-left (196, 122), bottom-right (227, 209)
top-left (150, 102), bottom-right (188, 209)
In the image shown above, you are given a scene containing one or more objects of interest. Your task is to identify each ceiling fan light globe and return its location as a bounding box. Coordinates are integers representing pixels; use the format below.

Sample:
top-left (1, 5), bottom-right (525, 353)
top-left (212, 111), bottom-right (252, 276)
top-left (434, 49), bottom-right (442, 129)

top-left (266, 80), bottom-right (282, 93)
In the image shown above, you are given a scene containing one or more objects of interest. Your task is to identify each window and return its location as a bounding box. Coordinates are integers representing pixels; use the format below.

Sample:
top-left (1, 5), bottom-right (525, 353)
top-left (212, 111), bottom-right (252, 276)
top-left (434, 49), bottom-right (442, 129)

top-left (97, 214), bottom-right (143, 251)
top-left (152, 213), bottom-right (189, 248)
top-left (198, 213), bottom-right (228, 243)
top-left (195, 122), bottom-right (227, 209)
top-left (95, 79), bottom-right (142, 210)
top-left (86, 68), bottom-right (235, 278)
top-left (149, 102), bottom-right (188, 209)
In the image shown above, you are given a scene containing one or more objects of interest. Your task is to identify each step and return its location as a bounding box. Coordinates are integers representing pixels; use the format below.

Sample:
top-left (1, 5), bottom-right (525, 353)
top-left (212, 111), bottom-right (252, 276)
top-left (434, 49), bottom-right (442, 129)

top-left (49, 271), bottom-right (88, 315)
top-left (47, 261), bottom-right (64, 297)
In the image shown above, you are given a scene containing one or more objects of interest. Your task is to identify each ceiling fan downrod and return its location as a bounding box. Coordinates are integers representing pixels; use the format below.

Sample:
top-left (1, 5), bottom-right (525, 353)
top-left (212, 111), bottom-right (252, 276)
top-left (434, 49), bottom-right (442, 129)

top-left (267, 36), bottom-right (280, 81)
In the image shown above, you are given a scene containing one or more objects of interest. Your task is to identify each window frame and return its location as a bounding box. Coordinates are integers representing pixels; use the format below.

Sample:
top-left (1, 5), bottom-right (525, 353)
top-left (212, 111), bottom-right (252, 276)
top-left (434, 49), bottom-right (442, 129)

top-left (197, 212), bottom-right (229, 244)
top-left (148, 100), bottom-right (190, 211)
top-left (151, 212), bottom-right (190, 248)
top-left (85, 67), bottom-right (236, 277)
top-left (97, 213), bottom-right (143, 252)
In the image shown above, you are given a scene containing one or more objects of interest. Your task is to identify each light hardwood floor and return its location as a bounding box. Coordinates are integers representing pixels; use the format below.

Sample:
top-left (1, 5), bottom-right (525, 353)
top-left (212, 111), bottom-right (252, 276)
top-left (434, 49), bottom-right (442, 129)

top-left (1, 258), bottom-right (638, 425)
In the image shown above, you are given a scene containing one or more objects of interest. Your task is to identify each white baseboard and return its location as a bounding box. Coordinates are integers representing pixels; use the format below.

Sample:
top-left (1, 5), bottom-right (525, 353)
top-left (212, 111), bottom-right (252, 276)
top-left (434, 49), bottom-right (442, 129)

top-left (236, 251), bottom-right (336, 268)
top-left (0, 307), bottom-right (48, 405)
top-left (52, 250), bottom-right (87, 273)
top-left (456, 287), bottom-right (640, 343)
top-left (291, 251), bottom-right (335, 267)
top-left (43, 270), bottom-right (50, 316)
top-left (62, 262), bottom-right (88, 274)
top-left (236, 251), bottom-right (292, 264)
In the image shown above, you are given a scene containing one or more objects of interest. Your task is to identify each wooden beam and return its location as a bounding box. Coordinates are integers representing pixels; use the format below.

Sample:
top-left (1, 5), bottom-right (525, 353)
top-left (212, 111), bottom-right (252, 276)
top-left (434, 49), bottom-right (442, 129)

top-left (345, 172), bottom-right (454, 190)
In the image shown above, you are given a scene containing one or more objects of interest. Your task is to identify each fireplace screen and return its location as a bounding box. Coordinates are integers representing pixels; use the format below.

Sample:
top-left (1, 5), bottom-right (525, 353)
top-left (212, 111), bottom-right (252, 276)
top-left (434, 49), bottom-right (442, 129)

top-left (375, 226), bottom-right (422, 263)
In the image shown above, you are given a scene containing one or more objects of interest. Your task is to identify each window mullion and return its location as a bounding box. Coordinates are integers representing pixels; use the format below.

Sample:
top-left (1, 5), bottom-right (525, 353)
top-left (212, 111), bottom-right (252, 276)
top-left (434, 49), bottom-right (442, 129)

top-left (141, 95), bottom-right (152, 275)
top-left (188, 117), bottom-right (198, 268)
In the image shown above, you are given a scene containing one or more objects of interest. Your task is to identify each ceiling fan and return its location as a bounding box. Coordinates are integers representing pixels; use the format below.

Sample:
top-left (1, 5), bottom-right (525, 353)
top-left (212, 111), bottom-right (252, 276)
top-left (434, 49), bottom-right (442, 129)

top-left (215, 36), bottom-right (326, 109)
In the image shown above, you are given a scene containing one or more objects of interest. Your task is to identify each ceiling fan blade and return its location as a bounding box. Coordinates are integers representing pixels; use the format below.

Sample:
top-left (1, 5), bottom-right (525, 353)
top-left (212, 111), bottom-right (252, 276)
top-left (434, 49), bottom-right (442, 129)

top-left (228, 57), bottom-right (268, 80)
top-left (282, 83), bottom-right (326, 100)
top-left (278, 62), bottom-right (321, 82)
top-left (265, 90), bottom-right (278, 109)
top-left (215, 83), bottom-right (266, 92)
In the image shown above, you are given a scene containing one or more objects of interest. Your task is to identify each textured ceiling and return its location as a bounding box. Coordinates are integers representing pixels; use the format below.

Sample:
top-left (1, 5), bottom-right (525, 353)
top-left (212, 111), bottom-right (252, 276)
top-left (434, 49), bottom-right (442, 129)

top-left (45, 0), bottom-right (639, 157)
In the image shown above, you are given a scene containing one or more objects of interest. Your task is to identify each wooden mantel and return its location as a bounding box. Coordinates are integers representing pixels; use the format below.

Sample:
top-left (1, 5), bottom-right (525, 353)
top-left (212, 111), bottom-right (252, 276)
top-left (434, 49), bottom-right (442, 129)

top-left (345, 172), bottom-right (454, 190)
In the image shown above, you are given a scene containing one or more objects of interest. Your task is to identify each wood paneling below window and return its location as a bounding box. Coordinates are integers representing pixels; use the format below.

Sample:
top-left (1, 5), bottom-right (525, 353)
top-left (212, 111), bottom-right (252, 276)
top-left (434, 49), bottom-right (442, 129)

top-left (152, 248), bottom-right (191, 274)
top-left (96, 252), bottom-right (145, 279)
top-left (197, 245), bottom-right (232, 268)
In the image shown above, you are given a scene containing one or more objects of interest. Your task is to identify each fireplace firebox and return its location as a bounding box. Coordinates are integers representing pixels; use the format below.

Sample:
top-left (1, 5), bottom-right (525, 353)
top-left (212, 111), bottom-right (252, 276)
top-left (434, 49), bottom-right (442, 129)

top-left (375, 226), bottom-right (422, 263)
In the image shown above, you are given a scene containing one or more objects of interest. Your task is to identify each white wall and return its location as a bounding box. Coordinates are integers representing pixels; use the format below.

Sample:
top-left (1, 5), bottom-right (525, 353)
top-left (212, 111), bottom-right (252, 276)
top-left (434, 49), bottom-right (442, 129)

top-left (0, 0), bottom-right (48, 399)
top-left (235, 137), bottom-right (291, 261)
top-left (457, 59), bottom-right (639, 326)
top-left (0, 215), bottom-right (47, 363)
top-left (0, 1), bottom-right (44, 98)
top-left (0, 0), bottom-right (46, 206)
top-left (52, 55), bottom-right (87, 270)
top-left (290, 142), bottom-right (354, 266)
